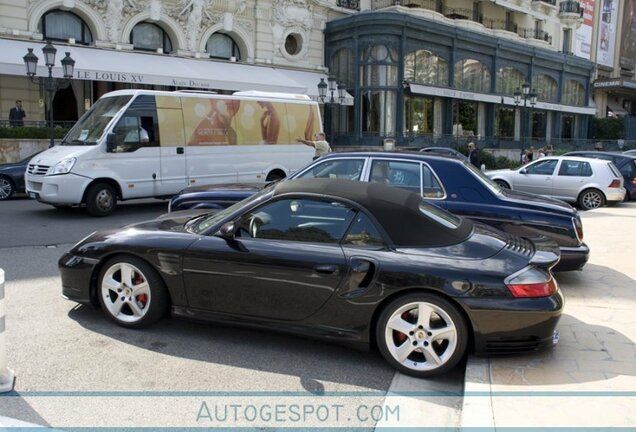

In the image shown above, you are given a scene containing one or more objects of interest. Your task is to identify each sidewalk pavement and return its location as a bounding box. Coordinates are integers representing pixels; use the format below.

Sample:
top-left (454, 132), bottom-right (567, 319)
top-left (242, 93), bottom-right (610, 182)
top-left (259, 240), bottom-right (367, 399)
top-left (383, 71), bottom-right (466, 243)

top-left (461, 202), bottom-right (636, 428)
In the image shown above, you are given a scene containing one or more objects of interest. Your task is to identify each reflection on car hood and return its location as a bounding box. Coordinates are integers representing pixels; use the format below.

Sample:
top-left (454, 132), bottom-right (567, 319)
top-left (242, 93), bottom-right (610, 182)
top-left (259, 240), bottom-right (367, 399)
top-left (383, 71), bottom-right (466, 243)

top-left (500, 188), bottom-right (575, 213)
top-left (180, 182), bottom-right (267, 194)
top-left (0, 161), bottom-right (24, 171)
top-left (28, 145), bottom-right (91, 166)
top-left (130, 209), bottom-right (220, 232)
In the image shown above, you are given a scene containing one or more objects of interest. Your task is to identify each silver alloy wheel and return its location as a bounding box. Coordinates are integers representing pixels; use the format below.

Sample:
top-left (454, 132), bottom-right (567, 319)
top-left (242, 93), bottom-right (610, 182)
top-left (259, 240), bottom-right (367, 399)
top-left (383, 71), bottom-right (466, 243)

top-left (581, 190), bottom-right (602, 210)
top-left (0, 177), bottom-right (13, 199)
top-left (383, 301), bottom-right (458, 372)
top-left (101, 262), bottom-right (152, 324)
top-left (95, 188), bottom-right (114, 212)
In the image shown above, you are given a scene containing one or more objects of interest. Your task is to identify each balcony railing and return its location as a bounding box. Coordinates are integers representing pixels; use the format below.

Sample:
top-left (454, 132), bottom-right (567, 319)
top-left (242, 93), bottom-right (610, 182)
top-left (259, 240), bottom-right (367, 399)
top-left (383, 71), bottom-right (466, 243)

top-left (337, 0), bottom-right (360, 10)
top-left (481, 18), bottom-right (518, 33)
top-left (371, 0), bottom-right (444, 11)
top-left (533, 0), bottom-right (557, 5)
top-left (558, 0), bottom-right (584, 16)
top-left (519, 28), bottom-right (553, 44)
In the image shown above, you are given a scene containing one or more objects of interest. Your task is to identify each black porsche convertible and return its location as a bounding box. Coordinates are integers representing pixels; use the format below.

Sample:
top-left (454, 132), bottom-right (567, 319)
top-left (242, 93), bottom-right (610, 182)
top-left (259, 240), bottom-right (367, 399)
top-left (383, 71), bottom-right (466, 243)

top-left (60, 179), bottom-right (563, 377)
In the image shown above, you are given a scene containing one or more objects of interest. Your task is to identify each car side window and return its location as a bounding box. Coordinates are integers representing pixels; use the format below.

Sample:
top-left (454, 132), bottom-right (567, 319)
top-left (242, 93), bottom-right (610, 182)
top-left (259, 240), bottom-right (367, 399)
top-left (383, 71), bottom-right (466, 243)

top-left (296, 159), bottom-right (365, 180)
top-left (525, 160), bottom-right (558, 175)
top-left (558, 160), bottom-right (592, 177)
top-left (237, 198), bottom-right (356, 244)
top-left (343, 212), bottom-right (385, 246)
top-left (369, 160), bottom-right (422, 194)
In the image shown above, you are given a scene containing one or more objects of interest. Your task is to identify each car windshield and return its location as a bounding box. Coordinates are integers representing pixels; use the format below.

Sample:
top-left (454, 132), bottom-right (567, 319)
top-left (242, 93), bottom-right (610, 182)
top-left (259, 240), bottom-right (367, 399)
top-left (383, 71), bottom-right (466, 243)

top-left (61, 95), bottom-right (133, 146)
top-left (464, 161), bottom-right (503, 195)
top-left (187, 186), bottom-right (274, 234)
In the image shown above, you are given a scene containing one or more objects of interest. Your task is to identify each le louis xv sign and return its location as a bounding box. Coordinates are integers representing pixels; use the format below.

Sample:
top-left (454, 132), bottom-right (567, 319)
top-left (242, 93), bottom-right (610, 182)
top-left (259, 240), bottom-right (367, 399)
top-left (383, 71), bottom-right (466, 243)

top-left (75, 70), bottom-right (146, 83)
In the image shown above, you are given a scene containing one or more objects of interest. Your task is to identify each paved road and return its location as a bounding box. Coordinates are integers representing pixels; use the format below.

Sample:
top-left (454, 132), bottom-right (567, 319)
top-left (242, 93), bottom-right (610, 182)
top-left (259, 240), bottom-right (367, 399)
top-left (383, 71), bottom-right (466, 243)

top-left (0, 198), bottom-right (464, 429)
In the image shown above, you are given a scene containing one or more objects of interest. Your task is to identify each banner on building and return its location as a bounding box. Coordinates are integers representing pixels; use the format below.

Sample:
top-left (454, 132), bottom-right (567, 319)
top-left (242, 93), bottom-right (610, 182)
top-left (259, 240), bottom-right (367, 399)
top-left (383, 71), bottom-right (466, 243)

top-left (574, 0), bottom-right (595, 59)
top-left (620, 0), bottom-right (636, 71)
top-left (597, 0), bottom-right (619, 67)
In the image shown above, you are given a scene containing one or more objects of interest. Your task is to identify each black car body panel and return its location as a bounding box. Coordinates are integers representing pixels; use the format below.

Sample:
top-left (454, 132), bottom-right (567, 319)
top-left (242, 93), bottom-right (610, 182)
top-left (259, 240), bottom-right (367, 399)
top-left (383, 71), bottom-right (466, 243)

top-left (169, 152), bottom-right (588, 271)
top-left (0, 151), bottom-right (41, 197)
top-left (61, 179), bottom-right (563, 359)
top-left (564, 151), bottom-right (636, 200)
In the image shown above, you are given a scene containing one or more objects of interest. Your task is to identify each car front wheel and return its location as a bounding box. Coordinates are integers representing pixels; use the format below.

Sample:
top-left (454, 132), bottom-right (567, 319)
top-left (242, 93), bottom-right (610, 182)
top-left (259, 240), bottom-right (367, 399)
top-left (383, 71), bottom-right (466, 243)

top-left (495, 179), bottom-right (510, 189)
top-left (86, 183), bottom-right (117, 216)
top-left (0, 176), bottom-right (15, 200)
top-left (376, 293), bottom-right (468, 378)
top-left (98, 256), bottom-right (168, 328)
top-left (578, 188), bottom-right (605, 210)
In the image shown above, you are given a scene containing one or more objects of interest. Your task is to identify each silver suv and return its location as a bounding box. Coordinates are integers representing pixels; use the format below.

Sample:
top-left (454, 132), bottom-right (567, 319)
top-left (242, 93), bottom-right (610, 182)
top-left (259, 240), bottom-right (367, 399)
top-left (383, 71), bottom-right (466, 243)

top-left (486, 156), bottom-right (626, 210)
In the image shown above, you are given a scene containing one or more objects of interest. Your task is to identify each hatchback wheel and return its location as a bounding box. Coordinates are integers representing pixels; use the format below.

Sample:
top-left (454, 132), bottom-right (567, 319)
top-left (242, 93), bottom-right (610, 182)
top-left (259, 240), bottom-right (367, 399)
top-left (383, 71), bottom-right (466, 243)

top-left (376, 294), bottom-right (468, 378)
top-left (495, 179), bottom-right (510, 189)
top-left (98, 256), bottom-right (168, 328)
top-left (578, 188), bottom-right (605, 210)
top-left (0, 176), bottom-right (15, 200)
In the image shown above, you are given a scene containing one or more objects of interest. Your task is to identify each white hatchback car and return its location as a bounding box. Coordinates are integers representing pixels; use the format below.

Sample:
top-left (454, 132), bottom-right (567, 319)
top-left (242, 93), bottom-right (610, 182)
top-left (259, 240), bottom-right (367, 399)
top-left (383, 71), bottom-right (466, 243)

top-left (486, 156), bottom-right (626, 210)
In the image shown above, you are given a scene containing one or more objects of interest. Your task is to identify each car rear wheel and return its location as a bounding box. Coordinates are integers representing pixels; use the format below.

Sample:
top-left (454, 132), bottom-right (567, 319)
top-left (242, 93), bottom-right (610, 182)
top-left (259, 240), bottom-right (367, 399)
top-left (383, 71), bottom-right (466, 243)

top-left (86, 183), bottom-right (117, 216)
top-left (376, 293), bottom-right (468, 378)
top-left (578, 188), bottom-right (605, 210)
top-left (0, 176), bottom-right (15, 200)
top-left (495, 179), bottom-right (510, 189)
top-left (98, 256), bottom-right (168, 328)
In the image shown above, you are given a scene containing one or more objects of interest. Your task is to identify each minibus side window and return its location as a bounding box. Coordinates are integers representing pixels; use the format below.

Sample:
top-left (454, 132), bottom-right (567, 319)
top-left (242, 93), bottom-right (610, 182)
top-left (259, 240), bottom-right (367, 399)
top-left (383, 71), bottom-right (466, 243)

top-left (111, 114), bottom-right (158, 152)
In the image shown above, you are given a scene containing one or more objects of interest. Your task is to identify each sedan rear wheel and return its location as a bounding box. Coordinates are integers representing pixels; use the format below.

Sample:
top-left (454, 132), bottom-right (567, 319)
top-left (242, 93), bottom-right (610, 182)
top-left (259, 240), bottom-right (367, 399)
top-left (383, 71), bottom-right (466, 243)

top-left (98, 256), bottom-right (168, 328)
top-left (0, 176), bottom-right (15, 200)
top-left (578, 188), bottom-right (605, 210)
top-left (376, 294), bottom-right (468, 378)
top-left (495, 179), bottom-right (510, 189)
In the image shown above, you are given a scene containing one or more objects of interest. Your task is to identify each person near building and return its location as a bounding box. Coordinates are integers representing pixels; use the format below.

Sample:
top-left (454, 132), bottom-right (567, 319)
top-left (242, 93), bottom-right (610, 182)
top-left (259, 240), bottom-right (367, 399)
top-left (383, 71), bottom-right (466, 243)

top-left (9, 100), bottom-right (26, 127)
top-left (528, 146), bottom-right (535, 161)
top-left (467, 141), bottom-right (480, 167)
top-left (297, 132), bottom-right (331, 159)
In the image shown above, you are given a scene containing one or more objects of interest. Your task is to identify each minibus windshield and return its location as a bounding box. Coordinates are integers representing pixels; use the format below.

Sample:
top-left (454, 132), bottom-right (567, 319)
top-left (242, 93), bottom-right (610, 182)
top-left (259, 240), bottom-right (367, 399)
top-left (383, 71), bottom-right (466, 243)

top-left (61, 95), bottom-right (133, 146)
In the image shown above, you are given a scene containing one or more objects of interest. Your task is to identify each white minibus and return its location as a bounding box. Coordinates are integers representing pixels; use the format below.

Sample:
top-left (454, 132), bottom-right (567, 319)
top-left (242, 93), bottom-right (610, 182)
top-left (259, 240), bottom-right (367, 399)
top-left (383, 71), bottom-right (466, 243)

top-left (25, 90), bottom-right (319, 215)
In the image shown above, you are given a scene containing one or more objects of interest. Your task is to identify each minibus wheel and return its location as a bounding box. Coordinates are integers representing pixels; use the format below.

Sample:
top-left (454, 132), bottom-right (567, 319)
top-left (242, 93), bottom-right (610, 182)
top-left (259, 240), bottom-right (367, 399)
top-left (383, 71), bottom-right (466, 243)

top-left (86, 183), bottom-right (117, 216)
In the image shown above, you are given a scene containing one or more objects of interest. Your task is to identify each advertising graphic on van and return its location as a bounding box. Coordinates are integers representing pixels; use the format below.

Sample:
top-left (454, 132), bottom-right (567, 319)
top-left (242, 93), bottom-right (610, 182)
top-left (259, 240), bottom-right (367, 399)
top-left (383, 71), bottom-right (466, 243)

top-left (25, 90), bottom-right (319, 216)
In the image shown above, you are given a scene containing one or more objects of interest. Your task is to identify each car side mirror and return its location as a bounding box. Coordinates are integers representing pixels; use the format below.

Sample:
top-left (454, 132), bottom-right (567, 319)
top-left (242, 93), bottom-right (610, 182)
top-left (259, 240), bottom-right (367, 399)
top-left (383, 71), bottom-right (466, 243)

top-left (219, 221), bottom-right (235, 239)
top-left (106, 133), bottom-right (116, 153)
top-left (519, 168), bottom-right (527, 174)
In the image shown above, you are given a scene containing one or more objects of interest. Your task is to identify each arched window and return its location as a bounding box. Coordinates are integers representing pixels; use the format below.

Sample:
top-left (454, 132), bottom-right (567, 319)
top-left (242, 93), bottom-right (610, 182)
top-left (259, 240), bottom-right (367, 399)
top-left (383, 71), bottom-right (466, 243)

top-left (331, 48), bottom-right (355, 88)
top-left (563, 80), bottom-right (586, 106)
top-left (454, 59), bottom-right (491, 92)
top-left (532, 74), bottom-right (558, 102)
top-left (404, 50), bottom-right (449, 87)
top-left (130, 22), bottom-right (172, 53)
top-left (496, 67), bottom-right (525, 95)
top-left (39, 10), bottom-right (93, 45)
top-left (206, 33), bottom-right (241, 60)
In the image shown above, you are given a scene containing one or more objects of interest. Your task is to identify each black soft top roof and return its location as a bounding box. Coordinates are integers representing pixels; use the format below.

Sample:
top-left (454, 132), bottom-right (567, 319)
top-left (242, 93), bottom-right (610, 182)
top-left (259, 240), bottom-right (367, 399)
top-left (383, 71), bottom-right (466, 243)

top-left (273, 178), bottom-right (473, 247)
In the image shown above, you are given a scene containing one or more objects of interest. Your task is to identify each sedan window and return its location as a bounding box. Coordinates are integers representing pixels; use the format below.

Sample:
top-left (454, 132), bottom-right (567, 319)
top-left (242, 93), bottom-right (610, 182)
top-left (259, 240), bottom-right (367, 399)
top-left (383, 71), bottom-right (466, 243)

top-left (370, 160), bottom-right (422, 194)
top-left (525, 160), bottom-right (558, 175)
top-left (237, 198), bottom-right (357, 244)
top-left (295, 159), bottom-right (365, 180)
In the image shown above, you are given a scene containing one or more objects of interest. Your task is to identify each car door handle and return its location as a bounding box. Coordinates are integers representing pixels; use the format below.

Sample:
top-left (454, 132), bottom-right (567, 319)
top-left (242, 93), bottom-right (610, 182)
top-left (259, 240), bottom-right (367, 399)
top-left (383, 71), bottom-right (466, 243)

top-left (176, 147), bottom-right (184, 154)
top-left (314, 264), bottom-right (339, 275)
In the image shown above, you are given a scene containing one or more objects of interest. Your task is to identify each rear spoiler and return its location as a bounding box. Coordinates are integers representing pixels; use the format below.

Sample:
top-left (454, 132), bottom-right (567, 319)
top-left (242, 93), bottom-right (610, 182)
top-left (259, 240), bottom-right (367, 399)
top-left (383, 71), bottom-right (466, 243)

top-left (528, 236), bottom-right (561, 270)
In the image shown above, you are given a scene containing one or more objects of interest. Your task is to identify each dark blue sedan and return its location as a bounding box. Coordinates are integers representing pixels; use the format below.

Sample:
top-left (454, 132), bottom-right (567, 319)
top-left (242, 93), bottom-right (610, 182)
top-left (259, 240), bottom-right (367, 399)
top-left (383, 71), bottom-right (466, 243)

top-left (0, 151), bottom-right (42, 200)
top-left (169, 152), bottom-right (589, 271)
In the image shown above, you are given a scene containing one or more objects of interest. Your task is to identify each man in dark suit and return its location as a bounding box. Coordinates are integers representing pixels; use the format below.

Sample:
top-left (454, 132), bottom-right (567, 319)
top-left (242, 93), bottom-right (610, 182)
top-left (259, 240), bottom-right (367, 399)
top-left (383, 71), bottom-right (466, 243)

top-left (467, 141), bottom-right (480, 167)
top-left (9, 100), bottom-right (26, 127)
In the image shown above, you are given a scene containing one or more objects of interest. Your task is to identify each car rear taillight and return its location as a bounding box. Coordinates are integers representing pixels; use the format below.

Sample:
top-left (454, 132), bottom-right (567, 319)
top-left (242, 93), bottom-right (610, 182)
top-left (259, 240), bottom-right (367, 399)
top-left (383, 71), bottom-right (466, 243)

top-left (632, 178), bottom-right (636, 186)
top-left (506, 267), bottom-right (558, 298)
top-left (608, 179), bottom-right (622, 188)
top-left (573, 216), bottom-right (584, 243)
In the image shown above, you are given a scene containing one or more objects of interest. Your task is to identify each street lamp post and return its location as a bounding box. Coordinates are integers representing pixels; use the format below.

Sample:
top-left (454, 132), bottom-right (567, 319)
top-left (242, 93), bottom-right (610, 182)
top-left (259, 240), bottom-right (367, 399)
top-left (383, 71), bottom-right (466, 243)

top-left (23, 41), bottom-right (75, 148)
top-left (317, 76), bottom-right (346, 146)
top-left (513, 83), bottom-right (537, 161)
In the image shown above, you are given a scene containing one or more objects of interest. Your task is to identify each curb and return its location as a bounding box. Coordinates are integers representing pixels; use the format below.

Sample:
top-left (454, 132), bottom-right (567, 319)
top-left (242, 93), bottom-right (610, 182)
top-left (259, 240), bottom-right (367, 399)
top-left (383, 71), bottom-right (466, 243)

top-left (460, 355), bottom-right (495, 429)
